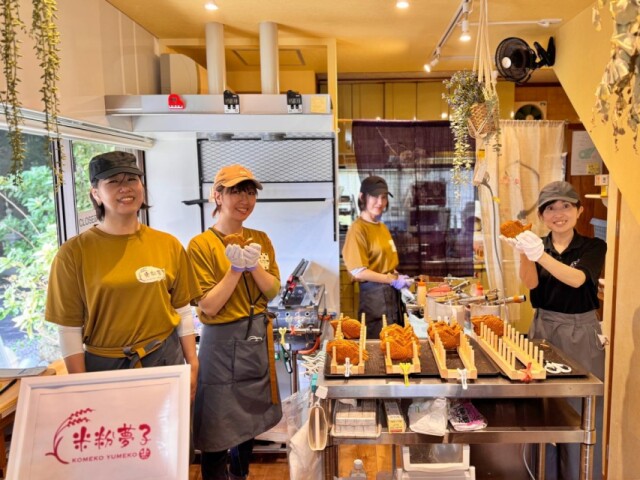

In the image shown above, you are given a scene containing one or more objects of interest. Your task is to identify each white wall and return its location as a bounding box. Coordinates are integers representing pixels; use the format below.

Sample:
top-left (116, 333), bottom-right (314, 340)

top-left (144, 133), bottom-right (202, 247)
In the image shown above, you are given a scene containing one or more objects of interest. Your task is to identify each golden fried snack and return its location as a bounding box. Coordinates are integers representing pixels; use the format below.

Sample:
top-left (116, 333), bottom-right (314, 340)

top-left (428, 320), bottom-right (462, 350)
top-left (500, 220), bottom-right (532, 238)
top-left (330, 317), bottom-right (361, 339)
top-left (326, 339), bottom-right (368, 365)
top-left (222, 233), bottom-right (250, 247)
top-left (380, 324), bottom-right (421, 356)
top-left (471, 315), bottom-right (504, 337)
top-left (384, 337), bottom-right (417, 360)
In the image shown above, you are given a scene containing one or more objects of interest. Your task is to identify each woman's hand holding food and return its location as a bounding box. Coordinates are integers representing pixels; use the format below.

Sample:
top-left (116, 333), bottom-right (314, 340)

top-left (516, 230), bottom-right (544, 262)
top-left (243, 243), bottom-right (262, 271)
top-left (225, 244), bottom-right (246, 272)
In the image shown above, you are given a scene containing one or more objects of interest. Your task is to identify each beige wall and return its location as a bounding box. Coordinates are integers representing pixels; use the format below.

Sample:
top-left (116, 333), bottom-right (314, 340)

top-left (10, 0), bottom-right (159, 126)
top-left (555, 6), bottom-right (640, 478)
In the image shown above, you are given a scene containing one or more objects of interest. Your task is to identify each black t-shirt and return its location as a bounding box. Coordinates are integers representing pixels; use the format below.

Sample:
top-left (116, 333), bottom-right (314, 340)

top-left (529, 230), bottom-right (606, 314)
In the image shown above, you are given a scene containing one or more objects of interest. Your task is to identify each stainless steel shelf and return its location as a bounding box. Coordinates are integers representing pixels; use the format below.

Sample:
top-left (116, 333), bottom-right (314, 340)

top-left (328, 398), bottom-right (584, 445)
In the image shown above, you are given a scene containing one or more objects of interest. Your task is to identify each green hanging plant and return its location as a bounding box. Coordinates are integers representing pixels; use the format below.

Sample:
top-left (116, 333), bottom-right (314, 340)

top-left (0, 0), bottom-right (27, 179)
top-left (32, 0), bottom-right (62, 187)
top-left (443, 70), bottom-right (500, 186)
top-left (0, 0), bottom-right (62, 185)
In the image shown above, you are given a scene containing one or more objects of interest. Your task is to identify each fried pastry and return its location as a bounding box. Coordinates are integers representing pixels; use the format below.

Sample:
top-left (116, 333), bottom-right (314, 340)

top-left (471, 314), bottom-right (504, 337)
top-left (428, 320), bottom-right (462, 350)
top-left (326, 339), bottom-right (368, 365)
top-left (330, 316), bottom-right (361, 339)
top-left (500, 220), bottom-right (532, 238)
top-left (222, 232), bottom-right (250, 247)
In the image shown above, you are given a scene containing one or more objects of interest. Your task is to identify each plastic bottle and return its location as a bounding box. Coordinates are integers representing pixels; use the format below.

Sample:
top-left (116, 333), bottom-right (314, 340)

top-left (416, 281), bottom-right (427, 307)
top-left (349, 458), bottom-right (367, 478)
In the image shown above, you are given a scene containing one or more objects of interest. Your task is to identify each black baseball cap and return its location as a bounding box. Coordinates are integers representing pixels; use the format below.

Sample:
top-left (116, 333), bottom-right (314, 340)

top-left (537, 181), bottom-right (579, 208)
top-left (360, 175), bottom-right (393, 197)
top-left (89, 151), bottom-right (143, 184)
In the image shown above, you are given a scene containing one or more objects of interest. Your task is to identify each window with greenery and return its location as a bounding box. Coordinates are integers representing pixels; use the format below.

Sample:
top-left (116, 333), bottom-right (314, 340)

top-left (0, 130), bottom-right (57, 367)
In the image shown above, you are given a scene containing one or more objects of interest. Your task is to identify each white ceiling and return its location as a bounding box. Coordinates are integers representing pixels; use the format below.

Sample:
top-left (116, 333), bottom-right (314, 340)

top-left (106, 0), bottom-right (595, 83)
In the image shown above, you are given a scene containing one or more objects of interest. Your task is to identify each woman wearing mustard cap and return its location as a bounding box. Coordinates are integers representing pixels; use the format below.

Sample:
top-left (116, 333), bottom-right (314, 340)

top-left (342, 175), bottom-right (411, 338)
top-left (501, 180), bottom-right (606, 480)
top-left (45, 151), bottom-right (202, 397)
top-left (187, 164), bottom-right (281, 480)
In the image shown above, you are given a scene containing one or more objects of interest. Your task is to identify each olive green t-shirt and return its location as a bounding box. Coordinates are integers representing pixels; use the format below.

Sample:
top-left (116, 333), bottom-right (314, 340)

top-left (187, 227), bottom-right (280, 325)
top-left (342, 217), bottom-right (399, 275)
top-left (45, 225), bottom-right (202, 349)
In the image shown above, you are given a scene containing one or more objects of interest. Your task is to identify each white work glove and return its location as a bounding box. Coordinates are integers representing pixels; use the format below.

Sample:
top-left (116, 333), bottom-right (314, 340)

top-left (516, 230), bottom-right (544, 262)
top-left (225, 244), bottom-right (246, 272)
top-left (243, 243), bottom-right (262, 272)
top-left (499, 234), bottom-right (525, 254)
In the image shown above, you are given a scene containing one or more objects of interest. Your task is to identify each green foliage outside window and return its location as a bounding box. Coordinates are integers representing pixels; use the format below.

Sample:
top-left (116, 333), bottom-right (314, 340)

top-left (0, 166), bottom-right (58, 362)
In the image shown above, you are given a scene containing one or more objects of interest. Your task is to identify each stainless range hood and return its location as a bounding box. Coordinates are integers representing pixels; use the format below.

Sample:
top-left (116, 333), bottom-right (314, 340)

top-left (104, 94), bottom-right (333, 134)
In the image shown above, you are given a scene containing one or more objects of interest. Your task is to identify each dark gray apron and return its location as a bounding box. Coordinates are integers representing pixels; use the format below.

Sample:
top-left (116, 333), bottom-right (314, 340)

top-left (85, 329), bottom-right (183, 371)
top-left (529, 308), bottom-right (605, 480)
top-left (358, 281), bottom-right (405, 338)
top-left (194, 314), bottom-right (282, 452)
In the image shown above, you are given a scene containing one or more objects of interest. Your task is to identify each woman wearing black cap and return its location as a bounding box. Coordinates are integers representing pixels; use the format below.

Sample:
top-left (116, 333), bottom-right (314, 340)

top-left (45, 151), bottom-right (202, 397)
top-left (342, 175), bottom-right (411, 337)
top-left (501, 180), bottom-right (606, 480)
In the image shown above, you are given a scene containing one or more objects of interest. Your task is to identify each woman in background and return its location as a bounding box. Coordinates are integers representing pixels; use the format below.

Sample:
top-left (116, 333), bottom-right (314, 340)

top-left (188, 164), bottom-right (281, 480)
top-left (503, 180), bottom-right (606, 480)
top-left (342, 175), bottom-right (411, 337)
top-left (45, 151), bottom-right (201, 399)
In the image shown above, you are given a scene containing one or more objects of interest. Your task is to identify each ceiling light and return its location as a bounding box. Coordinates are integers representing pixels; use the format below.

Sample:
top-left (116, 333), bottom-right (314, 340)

top-left (424, 49), bottom-right (441, 73)
top-left (204, 2), bottom-right (219, 11)
top-left (460, 19), bottom-right (471, 42)
top-left (396, 0), bottom-right (409, 8)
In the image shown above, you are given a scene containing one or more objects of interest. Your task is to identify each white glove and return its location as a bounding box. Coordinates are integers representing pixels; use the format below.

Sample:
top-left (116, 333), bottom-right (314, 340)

top-left (243, 243), bottom-right (262, 272)
top-left (225, 244), bottom-right (245, 272)
top-left (499, 234), bottom-right (525, 254)
top-left (516, 230), bottom-right (544, 262)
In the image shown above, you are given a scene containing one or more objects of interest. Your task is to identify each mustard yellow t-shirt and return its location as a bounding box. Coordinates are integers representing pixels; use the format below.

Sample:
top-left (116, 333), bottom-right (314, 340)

top-left (342, 217), bottom-right (399, 275)
top-left (187, 227), bottom-right (281, 325)
top-left (45, 225), bottom-right (202, 349)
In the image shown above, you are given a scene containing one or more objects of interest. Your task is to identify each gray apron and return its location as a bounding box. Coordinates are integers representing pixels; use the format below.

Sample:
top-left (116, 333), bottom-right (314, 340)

top-left (194, 314), bottom-right (282, 452)
top-left (358, 282), bottom-right (405, 338)
top-left (529, 308), bottom-right (605, 480)
top-left (85, 329), bottom-right (183, 371)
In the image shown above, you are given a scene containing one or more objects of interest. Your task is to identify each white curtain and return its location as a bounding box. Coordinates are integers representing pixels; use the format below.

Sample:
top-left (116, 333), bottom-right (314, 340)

top-left (477, 120), bottom-right (565, 326)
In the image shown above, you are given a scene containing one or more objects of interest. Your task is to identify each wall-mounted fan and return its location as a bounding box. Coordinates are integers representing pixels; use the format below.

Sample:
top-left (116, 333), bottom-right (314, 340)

top-left (495, 37), bottom-right (556, 83)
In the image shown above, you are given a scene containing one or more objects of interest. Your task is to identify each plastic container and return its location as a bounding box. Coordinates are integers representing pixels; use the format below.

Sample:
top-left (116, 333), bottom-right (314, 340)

top-left (416, 281), bottom-right (427, 307)
top-left (402, 444), bottom-right (470, 473)
top-left (349, 458), bottom-right (367, 478)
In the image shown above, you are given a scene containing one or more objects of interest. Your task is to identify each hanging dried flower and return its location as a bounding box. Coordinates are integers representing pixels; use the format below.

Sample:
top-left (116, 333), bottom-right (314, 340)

top-left (592, 0), bottom-right (640, 149)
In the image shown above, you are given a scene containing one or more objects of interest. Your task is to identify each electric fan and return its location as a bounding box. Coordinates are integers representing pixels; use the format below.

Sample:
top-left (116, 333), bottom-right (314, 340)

top-left (514, 103), bottom-right (544, 120)
top-left (495, 37), bottom-right (556, 83)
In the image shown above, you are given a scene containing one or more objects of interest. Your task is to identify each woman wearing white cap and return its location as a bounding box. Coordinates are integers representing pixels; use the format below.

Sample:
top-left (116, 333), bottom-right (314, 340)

top-left (342, 175), bottom-right (412, 337)
top-left (187, 164), bottom-right (281, 480)
top-left (501, 180), bottom-right (606, 480)
top-left (45, 151), bottom-right (202, 394)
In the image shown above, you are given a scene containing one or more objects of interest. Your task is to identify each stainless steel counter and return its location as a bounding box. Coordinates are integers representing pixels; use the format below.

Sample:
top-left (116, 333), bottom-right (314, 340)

top-left (318, 373), bottom-right (603, 480)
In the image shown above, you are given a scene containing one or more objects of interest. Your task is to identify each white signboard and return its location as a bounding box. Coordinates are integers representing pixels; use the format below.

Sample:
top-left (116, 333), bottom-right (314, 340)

top-left (77, 209), bottom-right (98, 234)
top-left (570, 130), bottom-right (603, 176)
top-left (6, 365), bottom-right (190, 480)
